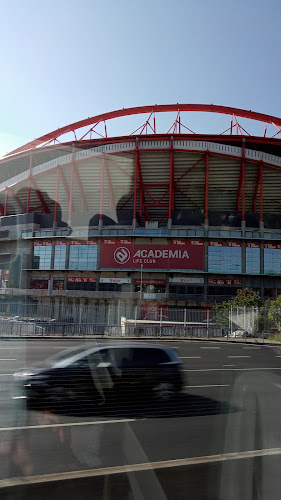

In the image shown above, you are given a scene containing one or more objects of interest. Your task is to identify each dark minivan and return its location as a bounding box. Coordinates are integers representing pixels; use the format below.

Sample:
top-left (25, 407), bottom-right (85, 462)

top-left (14, 344), bottom-right (184, 410)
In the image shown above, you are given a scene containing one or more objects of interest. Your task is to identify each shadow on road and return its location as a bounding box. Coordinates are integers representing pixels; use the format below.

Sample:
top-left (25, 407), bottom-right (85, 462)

top-left (27, 392), bottom-right (235, 419)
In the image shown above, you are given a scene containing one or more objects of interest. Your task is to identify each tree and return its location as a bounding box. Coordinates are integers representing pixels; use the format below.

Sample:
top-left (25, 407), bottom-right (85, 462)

top-left (213, 288), bottom-right (261, 329)
top-left (267, 295), bottom-right (281, 331)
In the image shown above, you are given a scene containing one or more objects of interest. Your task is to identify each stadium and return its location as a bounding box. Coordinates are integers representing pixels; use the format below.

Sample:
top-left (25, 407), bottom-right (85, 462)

top-left (0, 103), bottom-right (281, 324)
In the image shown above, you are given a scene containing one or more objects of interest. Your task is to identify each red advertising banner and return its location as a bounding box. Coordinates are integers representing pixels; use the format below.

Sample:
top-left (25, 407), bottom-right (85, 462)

top-left (171, 240), bottom-right (204, 246)
top-left (209, 241), bottom-right (223, 247)
top-left (100, 242), bottom-right (204, 270)
top-left (33, 241), bottom-right (51, 246)
top-left (134, 279), bottom-right (167, 285)
top-left (246, 242), bottom-right (260, 248)
top-left (208, 278), bottom-right (243, 286)
top-left (70, 240), bottom-right (97, 245)
top-left (67, 277), bottom-right (97, 283)
top-left (264, 244), bottom-right (281, 249)
top-left (55, 241), bottom-right (67, 246)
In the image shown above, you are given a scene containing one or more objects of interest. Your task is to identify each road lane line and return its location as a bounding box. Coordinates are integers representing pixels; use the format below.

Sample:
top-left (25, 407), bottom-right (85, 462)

top-left (275, 356), bottom-right (281, 357)
top-left (227, 355), bottom-right (251, 358)
top-left (0, 358), bottom-right (17, 361)
top-left (200, 347), bottom-right (221, 349)
top-left (0, 373), bottom-right (14, 376)
top-left (180, 356), bottom-right (201, 359)
top-left (184, 384), bottom-right (230, 388)
top-left (0, 418), bottom-right (136, 432)
top-left (2, 447), bottom-right (281, 487)
top-left (243, 347), bottom-right (261, 350)
top-left (183, 367), bottom-right (281, 372)
top-left (223, 364), bottom-right (235, 366)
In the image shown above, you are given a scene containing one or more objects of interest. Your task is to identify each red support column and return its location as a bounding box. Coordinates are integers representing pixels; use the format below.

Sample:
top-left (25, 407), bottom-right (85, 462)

top-left (10, 189), bottom-right (25, 213)
top-left (133, 140), bottom-right (139, 221)
top-left (204, 152), bottom-right (209, 221)
top-left (252, 161), bottom-right (262, 213)
top-left (54, 167), bottom-right (60, 223)
top-left (260, 161), bottom-right (263, 223)
top-left (100, 156), bottom-right (105, 221)
top-left (241, 139), bottom-right (246, 221)
top-left (169, 138), bottom-right (174, 220)
top-left (68, 162), bottom-right (74, 224)
top-left (105, 159), bottom-right (116, 210)
top-left (4, 189), bottom-right (8, 216)
top-left (27, 152), bottom-right (32, 213)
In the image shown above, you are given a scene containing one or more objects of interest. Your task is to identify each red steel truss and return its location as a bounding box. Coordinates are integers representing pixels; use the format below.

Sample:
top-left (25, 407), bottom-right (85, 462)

top-left (6, 104), bottom-right (281, 156)
top-left (1, 104), bottom-right (281, 225)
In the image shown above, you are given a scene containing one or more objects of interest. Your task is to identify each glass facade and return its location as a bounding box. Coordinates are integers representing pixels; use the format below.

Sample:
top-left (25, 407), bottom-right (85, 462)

top-left (69, 242), bottom-right (98, 270)
top-left (33, 243), bottom-right (52, 270)
top-left (208, 243), bottom-right (241, 273)
top-left (264, 245), bottom-right (281, 275)
top-left (246, 245), bottom-right (260, 274)
top-left (54, 243), bottom-right (66, 270)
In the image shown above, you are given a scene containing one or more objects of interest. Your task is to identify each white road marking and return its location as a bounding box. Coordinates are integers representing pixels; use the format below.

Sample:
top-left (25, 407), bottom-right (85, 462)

top-left (184, 384), bottom-right (230, 388)
top-left (180, 356), bottom-right (201, 359)
top-left (275, 356), bottom-right (281, 357)
top-left (200, 347), bottom-right (221, 349)
top-left (243, 347), bottom-right (261, 350)
top-left (0, 358), bottom-right (17, 361)
top-left (0, 374), bottom-right (14, 376)
top-left (223, 364), bottom-right (235, 366)
top-left (2, 447), bottom-right (281, 486)
top-left (183, 367), bottom-right (281, 372)
top-left (0, 418), bottom-right (136, 433)
top-left (227, 355), bottom-right (251, 358)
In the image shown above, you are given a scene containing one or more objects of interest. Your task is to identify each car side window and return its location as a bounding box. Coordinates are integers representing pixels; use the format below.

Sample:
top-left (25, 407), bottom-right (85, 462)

top-left (132, 348), bottom-right (170, 368)
top-left (71, 356), bottom-right (90, 368)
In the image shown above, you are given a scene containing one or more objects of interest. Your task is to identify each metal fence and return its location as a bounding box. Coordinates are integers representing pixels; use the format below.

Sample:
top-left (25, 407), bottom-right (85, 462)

top-left (0, 302), bottom-right (280, 339)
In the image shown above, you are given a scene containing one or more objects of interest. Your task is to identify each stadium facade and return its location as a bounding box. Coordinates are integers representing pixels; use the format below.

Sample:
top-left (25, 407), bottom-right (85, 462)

top-left (0, 104), bottom-right (281, 319)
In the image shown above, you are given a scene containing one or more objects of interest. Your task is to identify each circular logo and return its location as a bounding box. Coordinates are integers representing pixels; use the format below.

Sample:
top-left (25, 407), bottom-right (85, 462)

top-left (114, 247), bottom-right (131, 265)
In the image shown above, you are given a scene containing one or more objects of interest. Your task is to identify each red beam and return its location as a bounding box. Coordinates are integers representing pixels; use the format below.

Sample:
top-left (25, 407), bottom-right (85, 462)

top-left (175, 154), bottom-right (206, 184)
top-left (204, 152), bottom-right (209, 220)
top-left (58, 167), bottom-right (70, 201)
top-left (104, 159), bottom-right (116, 210)
top-left (54, 168), bottom-right (60, 223)
top-left (9, 189), bottom-right (26, 212)
top-left (68, 163), bottom-right (74, 223)
top-left (169, 139), bottom-right (174, 219)
top-left (241, 140), bottom-right (246, 221)
top-left (100, 156), bottom-right (105, 221)
top-left (260, 162), bottom-right (263, 222)
top-left (30, 178), bottom-right (50, 214)
top-left (73, 162), bottom-right (89, 211)
top-left (175, 186), bottom-right (202, 210)
top-left (133, 143), bottom-right (139, 220)
top-left (9, 104), bottom-right (281, 155)
top-left (252, 162), bottom-right (262, 213)
top-left (4, 189), bottom-right (8, 216)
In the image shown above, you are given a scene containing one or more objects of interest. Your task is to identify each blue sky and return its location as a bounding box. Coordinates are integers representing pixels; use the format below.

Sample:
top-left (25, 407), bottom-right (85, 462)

top-left (0, 0), bottom-right (280, 156)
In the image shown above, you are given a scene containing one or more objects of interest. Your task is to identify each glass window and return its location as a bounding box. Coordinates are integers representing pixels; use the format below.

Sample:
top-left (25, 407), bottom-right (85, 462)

top-left (69, 243), bottom-right (98, 270)
top-left (132, 348), bottom-right (170, 367)
top-left (22, 230), bottom-right (33, 238)
top-left (32, 244), bottom-right (52, 270)
top-left (246, 247), bottom-right (260, 274)
top-left (99, 282), bottom-right (121, 292)
top-left (54, 244), bottom-right (66, 270)
top-left (264, 247), bottom-right (281, 275)
top-left (67, 280), bottom-right (96, 291)
top-left (208, 245), bottom-right (241, 273)
top-left (208, 230), bottom-right (220, 237)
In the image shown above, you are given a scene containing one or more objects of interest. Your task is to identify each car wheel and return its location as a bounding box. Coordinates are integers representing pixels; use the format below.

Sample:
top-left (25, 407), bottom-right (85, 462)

top-left (153, 382), bottom-right (175, 402)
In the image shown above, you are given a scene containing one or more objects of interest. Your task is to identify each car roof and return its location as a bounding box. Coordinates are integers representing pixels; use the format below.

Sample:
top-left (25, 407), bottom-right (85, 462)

top-left (52, 343), bottom-right (177, 368)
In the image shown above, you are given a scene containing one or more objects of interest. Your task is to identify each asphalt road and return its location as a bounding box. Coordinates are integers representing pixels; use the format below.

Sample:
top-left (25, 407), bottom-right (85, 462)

top-left (1, 339), bottom-right (281, 499)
